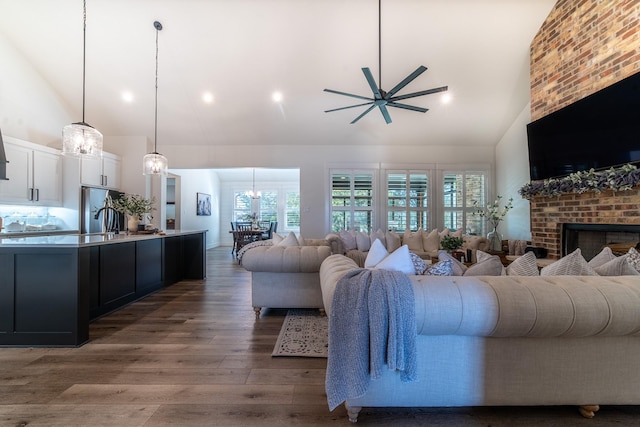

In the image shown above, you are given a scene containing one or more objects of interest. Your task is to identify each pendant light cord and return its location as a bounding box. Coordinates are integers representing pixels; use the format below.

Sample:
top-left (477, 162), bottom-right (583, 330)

top-left (154, 21), bottom-right (161, 154)
top-left (82, 0), bottom-right (87, 124)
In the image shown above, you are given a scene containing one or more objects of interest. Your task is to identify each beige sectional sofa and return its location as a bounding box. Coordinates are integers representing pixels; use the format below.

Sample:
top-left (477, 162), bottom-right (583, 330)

top-left (241, 237), bottom-right (331, 318)
top-left (319, 253), bottom-right (640, 422)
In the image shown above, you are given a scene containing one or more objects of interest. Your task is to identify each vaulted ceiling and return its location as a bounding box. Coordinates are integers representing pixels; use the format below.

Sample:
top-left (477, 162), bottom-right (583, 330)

top-left (0, 0), bottom-right (556, 150)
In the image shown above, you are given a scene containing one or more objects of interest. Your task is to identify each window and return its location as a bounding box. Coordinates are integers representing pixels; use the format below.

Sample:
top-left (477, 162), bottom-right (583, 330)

top-left (259, 191), bottom-right (278, 224)
top-left (442, 171), bottom-right (487, 235)
top-left (285, 191), bottom-right (300, 230)
top-left (330, 170), bottom-right (375, 233)
top-left (386, 171), bottom-right (430, 231)
top-left (233, 192), bottom-right (252, 222)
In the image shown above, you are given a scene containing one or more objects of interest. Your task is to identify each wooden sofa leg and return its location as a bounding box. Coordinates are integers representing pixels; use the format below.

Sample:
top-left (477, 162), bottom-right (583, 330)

top-left (319, 308), bottom-right (326, 317)
top-left (578, 404), bottom-right (600, 418)
top-left (253, 307), bottom-right (261, 320)
top-left (345, 403), bottom-right (361, 423)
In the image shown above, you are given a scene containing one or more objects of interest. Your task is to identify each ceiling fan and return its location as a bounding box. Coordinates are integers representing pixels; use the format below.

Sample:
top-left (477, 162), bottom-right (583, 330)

top-left (324, 0), bottom-right (448, 124)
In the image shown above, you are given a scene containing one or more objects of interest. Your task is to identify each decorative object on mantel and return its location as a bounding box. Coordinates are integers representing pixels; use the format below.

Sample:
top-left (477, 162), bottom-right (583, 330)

top-left (519, 164), bottom-right (640, 199)
top-left (473, 195), bottom-right (513, 252)
top-left (62, 0), bottom-right (103, 159)
top-left (323, 0), bottom-right (448, 124)
top-left (111, 193), bottom-right (156, 232)
top-left (142, 20), bottom-right (169, 176)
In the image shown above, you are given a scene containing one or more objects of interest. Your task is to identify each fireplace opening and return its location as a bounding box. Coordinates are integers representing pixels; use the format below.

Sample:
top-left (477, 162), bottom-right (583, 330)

top-left (562, 223), bottom-right (640, 261)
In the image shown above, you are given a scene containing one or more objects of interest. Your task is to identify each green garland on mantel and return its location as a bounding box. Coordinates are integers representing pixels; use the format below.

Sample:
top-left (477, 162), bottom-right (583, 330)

top-left (518, 164), bottom-right (640, 200)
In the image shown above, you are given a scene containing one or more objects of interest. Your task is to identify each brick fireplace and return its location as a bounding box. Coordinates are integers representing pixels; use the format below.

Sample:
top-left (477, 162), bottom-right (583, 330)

top-left (527, 0), bottom-right (640, 258)
top-left (529, 188), bottom-right (640, 259)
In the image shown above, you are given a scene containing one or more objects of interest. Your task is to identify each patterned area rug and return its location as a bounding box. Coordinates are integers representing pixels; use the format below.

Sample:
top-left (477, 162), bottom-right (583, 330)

top-left (272, 309), bottom-right (328, 357)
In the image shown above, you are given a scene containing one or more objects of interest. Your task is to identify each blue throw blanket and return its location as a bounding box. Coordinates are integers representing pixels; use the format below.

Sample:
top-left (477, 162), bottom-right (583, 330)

top-left (325, 268), bottom-right (417, 411)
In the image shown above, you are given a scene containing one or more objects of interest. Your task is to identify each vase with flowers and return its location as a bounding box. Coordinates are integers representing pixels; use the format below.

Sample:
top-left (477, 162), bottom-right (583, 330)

top-left (112, 193), bottom-right (156, 232)
top-left (472, 195), bottom-right (513, 252)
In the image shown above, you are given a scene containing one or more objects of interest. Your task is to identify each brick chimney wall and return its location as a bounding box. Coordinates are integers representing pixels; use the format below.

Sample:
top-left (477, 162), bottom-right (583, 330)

top-left (528, 0), bottom-right (640, 257)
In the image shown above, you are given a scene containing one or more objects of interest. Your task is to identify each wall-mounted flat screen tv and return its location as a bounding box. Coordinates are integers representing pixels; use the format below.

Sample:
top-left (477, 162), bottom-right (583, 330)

top-left (526, 71), bottom-right (640, 181)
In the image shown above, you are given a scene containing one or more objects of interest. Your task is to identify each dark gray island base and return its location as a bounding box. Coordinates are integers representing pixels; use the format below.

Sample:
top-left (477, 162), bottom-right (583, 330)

top-left (0, 230), bottom-right (207, 347)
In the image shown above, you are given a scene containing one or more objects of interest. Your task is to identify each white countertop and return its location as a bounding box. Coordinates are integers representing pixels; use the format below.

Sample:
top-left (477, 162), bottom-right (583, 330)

top-left (0, 229), bottom-right (207, 248)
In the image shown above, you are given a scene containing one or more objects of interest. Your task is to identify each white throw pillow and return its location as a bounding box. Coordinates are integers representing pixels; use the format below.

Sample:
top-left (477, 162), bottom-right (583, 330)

top-left (277, 231), bottom-right (300, 246)
top-left (271, 233), bottom-right (283, 245)
top-left (373, 245), bottom-right (415, 275)
top-left (593, 255), bottom-right (640, 276)
top-left (588, 246), bottom-right (617, 268)
top-left (540, 248), bottom-right (598, 276)
top-left (506, 251), bottom-right (540, 276)
top-left (355, 231), bottom-right (372, 252)
top-left (364, 239), bottom-right (389, 268)
top-left (371, 229), bottom-right (387, 248)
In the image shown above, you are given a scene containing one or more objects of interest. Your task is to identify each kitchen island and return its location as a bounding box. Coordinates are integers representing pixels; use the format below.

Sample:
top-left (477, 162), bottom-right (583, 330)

top-left (0, 230), bottom-right (207, 347)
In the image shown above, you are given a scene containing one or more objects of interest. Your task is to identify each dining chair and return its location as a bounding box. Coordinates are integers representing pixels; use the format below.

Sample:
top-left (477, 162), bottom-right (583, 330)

top-left (261, 221), bottom-right (277, 240)
top-left (234, 223), bottom-right (258, 257)
top-left (230, 221), bottom-right (237, 254)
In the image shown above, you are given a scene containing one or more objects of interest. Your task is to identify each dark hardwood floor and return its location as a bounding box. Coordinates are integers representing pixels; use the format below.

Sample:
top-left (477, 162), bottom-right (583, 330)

top-left (1, 246), bottom-right (639, 426)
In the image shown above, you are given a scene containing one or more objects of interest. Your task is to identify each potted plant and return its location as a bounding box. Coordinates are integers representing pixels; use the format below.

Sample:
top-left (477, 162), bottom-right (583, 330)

top-left (441, 235), bottom-right (464, 252)
top-left (112, 193), bottom-right (156, 232)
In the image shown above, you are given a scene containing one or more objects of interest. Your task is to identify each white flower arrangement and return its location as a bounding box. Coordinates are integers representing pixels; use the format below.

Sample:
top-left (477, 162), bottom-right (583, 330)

top-left (472, 195), bottom-right (513, 228)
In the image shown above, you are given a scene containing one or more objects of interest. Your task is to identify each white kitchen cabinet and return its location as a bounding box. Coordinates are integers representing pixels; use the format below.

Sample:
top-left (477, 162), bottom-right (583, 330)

top-left (0, 138), bottom-right (62, 206)
top-left (80, 152), bottom-right (121, 189)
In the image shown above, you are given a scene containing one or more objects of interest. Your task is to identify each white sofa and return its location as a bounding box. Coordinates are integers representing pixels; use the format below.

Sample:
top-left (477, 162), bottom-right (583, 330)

top-left (241, 239), bottom-right (331, 318)
top-left (319, 254), bottom-right (640, 422)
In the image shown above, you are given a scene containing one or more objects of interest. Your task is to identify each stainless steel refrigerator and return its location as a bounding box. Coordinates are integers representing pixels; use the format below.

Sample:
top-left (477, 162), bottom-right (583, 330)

top-left (81, 186), bottom-right (125, 234)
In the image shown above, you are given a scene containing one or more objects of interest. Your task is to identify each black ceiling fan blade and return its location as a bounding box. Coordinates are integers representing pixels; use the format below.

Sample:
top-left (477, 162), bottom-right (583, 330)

top-left (325, 101), bottom-right (374, 113)
top-left (362, 67), bottom-right (382, 99)
top-left (387, 102), bottom-right (429, 113)
top-left (324, 88), bottom-right (374, 102)
top-left (350, 104), bottom-right (378, 124)
top-left (389, 86), bottom-right (449, 102)
top-left (385, 65), bottom-right (427, 99)
top-left (378, 104), bottom-right (392, 124)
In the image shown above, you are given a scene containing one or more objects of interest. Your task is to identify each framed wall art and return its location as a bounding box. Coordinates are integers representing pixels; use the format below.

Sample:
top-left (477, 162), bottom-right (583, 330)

top-left (196, 192), bottom-right (211, 216)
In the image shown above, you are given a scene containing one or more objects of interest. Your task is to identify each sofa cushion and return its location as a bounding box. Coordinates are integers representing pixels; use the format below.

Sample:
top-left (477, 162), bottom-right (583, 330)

top-left (242, 245), bottom-right (331, 273)
top-left (593, 255), bottom-right (640, 276)
top-left (464, 255), bottom-right (503, 276)
top-left (403, 228), bottom-right (424, 253)
top-left (339, 230), bottom-right (357, 251)
top-left (355, 231), bottom-right (372, 251)
top-left (540, 248), bottom-right (598, 276)
top-left (506, 251), bottom-right (540, 276)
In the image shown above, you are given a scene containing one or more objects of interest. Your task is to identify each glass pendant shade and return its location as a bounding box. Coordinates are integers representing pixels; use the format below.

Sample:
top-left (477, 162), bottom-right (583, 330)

top-left (143, 152), bottom-right (168, 176)
top-left (62, 122), bottom-right (103, 158)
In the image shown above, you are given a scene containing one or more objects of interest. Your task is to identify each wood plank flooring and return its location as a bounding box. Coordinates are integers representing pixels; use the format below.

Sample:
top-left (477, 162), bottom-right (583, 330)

top-left (1, 246), bottom-right (639, 426)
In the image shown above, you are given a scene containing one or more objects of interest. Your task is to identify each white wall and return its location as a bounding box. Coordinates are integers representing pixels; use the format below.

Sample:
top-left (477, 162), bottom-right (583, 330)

top-left (169, 168), bottom-right (220, 249)
top-left (494, 102), bottom-right (532, 241)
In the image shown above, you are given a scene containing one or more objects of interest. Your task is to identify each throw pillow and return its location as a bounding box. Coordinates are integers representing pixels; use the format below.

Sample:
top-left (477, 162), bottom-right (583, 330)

top-left (409, 251), bottom-right (428, 275)
top-left (385, 231), bottom-right (402, 252)
top-left (403, 228), bottom-right (424, 253)
top-left (626, 247), bottom-right (640, 272)
top-left (450, 229), bottom-right (463, 238)
top-left (588, 246), bottom-right (617, 268)
top-left (593, 255), bottom-right (640, 276)
top-left (506, 251), bottom-right (540, 276)
top-left (439, 228), bottom-right (450, 238)
top-left (437, 250), bottom-right (467, 276)
top-left (364, 239), bottom-right (389, 268)
top-left (339, 230), bottom-right (357, 251)
top-left (424, 259), bottom-right (453, 276)
top-left (422, 228), bottom-right (440, 254)
top-left (371, 229), bottom-right (387, 248)
top-left (271, 233), bottom-right (283, 245)
top-left (277, 231), bottom-right (300, 246)
top-left (540, 248), bottom-right (598, 276)
top-left (355, 231), bottom-right (371, 252)
top-left (475, 250), bottom-right (493, 263)
top-left (464, 256), bottom-right (503, 276)
top-left (373, 245), bottom-right (415, 275)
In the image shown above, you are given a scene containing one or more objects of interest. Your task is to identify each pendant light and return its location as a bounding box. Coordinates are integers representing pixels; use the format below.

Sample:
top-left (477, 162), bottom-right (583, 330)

top-left (246, 168), bottom-right (261, 199)
top-left (62, 0), bottom-right (103, 158)
top-left (143, 21), bottom-right (168, 176)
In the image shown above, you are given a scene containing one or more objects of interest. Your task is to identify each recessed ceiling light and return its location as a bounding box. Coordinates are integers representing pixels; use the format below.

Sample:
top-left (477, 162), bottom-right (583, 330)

top-left (441, 93), bottom-right (452, 104)
top-left (272, 91), bottom-right (283, 103)
top-left (203, 92), bottom-right (214, 104)
top-left (122, 91), bottom-right (134, 103)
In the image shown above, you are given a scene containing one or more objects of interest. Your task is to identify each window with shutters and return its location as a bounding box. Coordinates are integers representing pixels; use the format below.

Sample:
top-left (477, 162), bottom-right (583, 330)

top-left (386, 171), bottom-right (430, 232)
top-left (330, 170), bottom-right (375, 233)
